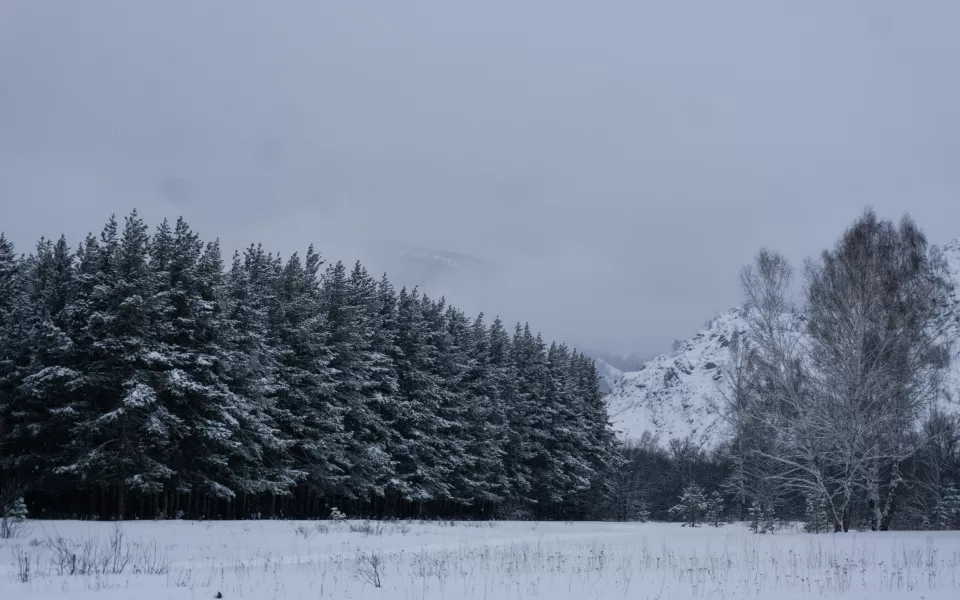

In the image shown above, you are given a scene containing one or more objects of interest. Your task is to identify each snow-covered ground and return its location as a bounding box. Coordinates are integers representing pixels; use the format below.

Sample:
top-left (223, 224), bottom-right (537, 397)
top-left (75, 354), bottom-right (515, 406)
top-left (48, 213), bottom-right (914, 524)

top-left (3, 519), bottom-right (960, 599)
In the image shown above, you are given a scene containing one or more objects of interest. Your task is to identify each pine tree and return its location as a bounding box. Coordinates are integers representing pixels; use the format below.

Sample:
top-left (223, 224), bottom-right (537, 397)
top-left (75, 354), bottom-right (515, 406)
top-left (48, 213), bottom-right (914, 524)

top-left (436, 305), bottom-right (479, 506)
top-left (339, 263), bottom-right (398, 500)
top-left (937, 486), bottom-right (960, 530)
top-left (4, 237), bottom-right (78, 495)
top-left (220, 244), bottom-right (301, 506)
top-left (1, 212), bottom-right (626, 521)
top-left (458, 313), bottom-right (508, 508)
top-left (0, 490), bottom-right (28, 539)
top-left (0, 234), bottom-right (23, 489)
top-left (269, 249), bottom-right (346, 501)
top-left (314, 261), bottom-right (387, 501)
top-left (705, 491), bottom-right (725, 527)
top-left (145, 220), bottom-right (292, 513)
top-left (507, 324), bottom-right (552, 513)
top-left (748, 499), bottom-right (776, 534)
top-left (669, 483), bottom-right (708, 527)
top-left (803, 492), bottom-right (831, 533)
top-left (390, 288), bottom-right (448, 503)
top-left (58, 213), bottom-right (177, 517)
top-left (570, 352), bottom-right (621, 515)
top-left (487, 317), bottom-right (525, 515)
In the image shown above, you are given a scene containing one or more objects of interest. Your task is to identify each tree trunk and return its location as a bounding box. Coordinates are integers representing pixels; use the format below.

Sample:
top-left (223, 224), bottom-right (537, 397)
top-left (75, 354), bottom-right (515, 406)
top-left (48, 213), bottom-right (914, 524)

top-left (116, 479), bottom-right (125, 520)
top-left (879, 461), bottom-right (903, 531)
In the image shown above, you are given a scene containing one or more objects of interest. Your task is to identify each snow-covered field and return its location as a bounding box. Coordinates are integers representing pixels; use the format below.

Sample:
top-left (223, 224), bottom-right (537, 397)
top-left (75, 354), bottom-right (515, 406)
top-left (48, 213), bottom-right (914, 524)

top-left (3, 520), bottom-right (960, 599)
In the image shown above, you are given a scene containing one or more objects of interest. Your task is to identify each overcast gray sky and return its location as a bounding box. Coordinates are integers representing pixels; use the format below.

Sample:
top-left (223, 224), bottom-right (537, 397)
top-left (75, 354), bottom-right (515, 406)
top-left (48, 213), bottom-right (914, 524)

top-left (3, 1), bottom-right (960, 358)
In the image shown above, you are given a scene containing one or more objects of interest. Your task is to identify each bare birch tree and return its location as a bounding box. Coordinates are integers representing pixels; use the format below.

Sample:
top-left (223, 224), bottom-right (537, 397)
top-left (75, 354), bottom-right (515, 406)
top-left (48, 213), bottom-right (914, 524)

top-left (804, 210), bottom-right (954, 530)
top-left (729, 211), bottom-right (954, 532)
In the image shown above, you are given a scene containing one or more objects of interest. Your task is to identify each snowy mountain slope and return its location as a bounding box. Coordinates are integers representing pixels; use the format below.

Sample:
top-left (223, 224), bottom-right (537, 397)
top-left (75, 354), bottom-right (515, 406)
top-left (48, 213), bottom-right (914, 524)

top-left (607, 239), bottom-right (960, 447)
top-left (592, 357), bottom-right (624, 394)
top-left (606, 309), bottom-right (748, 447)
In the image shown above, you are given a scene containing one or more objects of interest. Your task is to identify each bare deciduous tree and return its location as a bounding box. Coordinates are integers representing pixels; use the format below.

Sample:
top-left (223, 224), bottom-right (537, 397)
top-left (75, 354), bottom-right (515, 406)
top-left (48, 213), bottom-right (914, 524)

top-left (728, 210), bottom-right (955, 532)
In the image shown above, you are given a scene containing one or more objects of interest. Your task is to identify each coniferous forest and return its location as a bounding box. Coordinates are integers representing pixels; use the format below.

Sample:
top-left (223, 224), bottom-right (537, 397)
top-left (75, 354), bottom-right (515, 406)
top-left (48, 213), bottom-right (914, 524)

top-left (0, 212), bottom-right (619, 521)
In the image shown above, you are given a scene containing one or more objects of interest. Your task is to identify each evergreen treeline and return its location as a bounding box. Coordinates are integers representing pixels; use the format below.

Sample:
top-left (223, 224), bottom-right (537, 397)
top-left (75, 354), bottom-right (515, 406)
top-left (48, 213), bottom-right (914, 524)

top-left (0, 212), bottom-right (618, 521)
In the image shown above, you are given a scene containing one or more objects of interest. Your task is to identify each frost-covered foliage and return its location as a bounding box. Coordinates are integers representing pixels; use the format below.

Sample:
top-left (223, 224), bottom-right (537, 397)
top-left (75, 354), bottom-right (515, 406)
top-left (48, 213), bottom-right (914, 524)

top-left (705, 491), bottom-right (725, 527)
top-left (0, 212), bottom-right (619, 520)
top-left (718, 211), bottom-right (960, 533)
top-left (747, 500), bottom-right (776, 534)
top-left (669, 484), bottom-right (708, 527)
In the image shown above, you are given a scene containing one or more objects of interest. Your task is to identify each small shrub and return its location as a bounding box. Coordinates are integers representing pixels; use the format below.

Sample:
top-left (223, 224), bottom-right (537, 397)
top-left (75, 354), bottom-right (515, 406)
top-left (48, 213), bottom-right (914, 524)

top-left (349, 520), bottom-right (383, 536)
top-left (0, 491), bottom-right (29, 539)
top-left (15, 548), bottom-right (31, 583)
top-left (352, 551), bottom-right (384, 588)
top-left (294, 524), bottom-right (312, 538)
top-left (45, 525), bottom-right (170, 577)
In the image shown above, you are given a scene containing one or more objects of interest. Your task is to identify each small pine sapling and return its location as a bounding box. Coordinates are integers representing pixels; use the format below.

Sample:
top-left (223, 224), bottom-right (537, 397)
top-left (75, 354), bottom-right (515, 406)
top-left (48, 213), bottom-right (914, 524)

top-left (803, 492), bottom-right (831, 533)
top-left (669, 484), bottom-right (708, 527)
top-left (705, 491), bottom-right (725, 527)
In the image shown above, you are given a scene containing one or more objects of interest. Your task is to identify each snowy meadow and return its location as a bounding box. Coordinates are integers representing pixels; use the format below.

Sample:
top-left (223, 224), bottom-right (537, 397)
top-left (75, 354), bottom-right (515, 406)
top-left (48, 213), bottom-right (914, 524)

top-left (3, 519), bottom-right (960, 599)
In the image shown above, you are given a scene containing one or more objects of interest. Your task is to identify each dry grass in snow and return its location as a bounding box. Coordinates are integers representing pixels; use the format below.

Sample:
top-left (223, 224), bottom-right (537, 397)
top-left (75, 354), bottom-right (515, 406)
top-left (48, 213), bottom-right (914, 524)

top-left (3, 519), bottom-right (960, 599)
